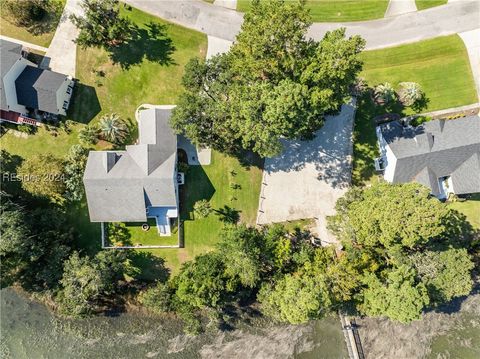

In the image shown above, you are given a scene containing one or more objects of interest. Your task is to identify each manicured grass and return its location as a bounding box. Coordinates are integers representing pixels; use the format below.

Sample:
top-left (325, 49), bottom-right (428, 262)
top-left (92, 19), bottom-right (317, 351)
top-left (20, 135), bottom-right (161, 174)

top-left (0, 125), bottom-right (83, 159)
top-left (124, 219), bottom-right (178, 246)
top-left (179, 151), bottom-right (263, 264)
top-left (69, 6), bottom-right (207, 126)
top-left (416, 0), bottom-right (448, 11)
top-left (353, 35), bottom-right (477, 184)
top-left (129, 152), bottom-right (263, 275)
top-left (449, 194), bottom-right (480, 229)
top-left (0, 0), bottom-right (65, 48)
top-left (237, 0), bottom-right (389, 22)
top-left (360, 35), bottom-right (477, 113)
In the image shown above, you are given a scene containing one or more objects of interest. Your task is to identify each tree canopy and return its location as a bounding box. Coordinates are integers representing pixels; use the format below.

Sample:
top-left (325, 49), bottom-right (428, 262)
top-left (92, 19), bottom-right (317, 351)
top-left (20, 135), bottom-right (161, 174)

top-left (327, 182), bottom-right (475, 323)
top-left (170, 0), bottom-right (365, 157)
top-left (71, 0), bottom-right (131, 49)
top-left (17, 153), bottom-right (66, 203)
top-left (58, 250), bottom-right (132, 317)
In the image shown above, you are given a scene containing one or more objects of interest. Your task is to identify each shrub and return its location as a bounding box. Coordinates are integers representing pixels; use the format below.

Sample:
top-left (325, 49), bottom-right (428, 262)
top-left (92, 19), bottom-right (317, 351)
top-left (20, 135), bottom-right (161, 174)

top-left (398, 82), bottom-right (424, 107)
top-left (78, 124), bottom-right (99, 145)
top-left (374, 82), bottom-right (396, 105)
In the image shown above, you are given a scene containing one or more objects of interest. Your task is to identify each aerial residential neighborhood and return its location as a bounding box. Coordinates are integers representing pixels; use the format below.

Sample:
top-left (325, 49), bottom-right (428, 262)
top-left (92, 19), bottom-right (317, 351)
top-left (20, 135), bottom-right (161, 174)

top-left (1, 0), bottom-right (479, 358)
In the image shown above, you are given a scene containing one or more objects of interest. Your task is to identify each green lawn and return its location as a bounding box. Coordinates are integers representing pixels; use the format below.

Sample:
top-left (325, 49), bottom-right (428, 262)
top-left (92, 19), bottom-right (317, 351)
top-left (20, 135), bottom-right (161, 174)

top-left (353, 35), bottom-right (477, 185)
top-left (415, 0), bottom-right (448, 11)
top-left (69, 5), bottom-right (207, 126)
top-left (123, 219), bottom-right (179, 247)
top-left (0, 0), bottom-right (65, 48)
top-left (0, 125), bottom-right (83, 159)
top-left (131, 152), bottom-right (263, 274)
top-left (449, 194), bottom-right (480, 229)
top-left (360, 35), bottom-right (477, 113)
top-left (237, 0), bottom-right (389, 22)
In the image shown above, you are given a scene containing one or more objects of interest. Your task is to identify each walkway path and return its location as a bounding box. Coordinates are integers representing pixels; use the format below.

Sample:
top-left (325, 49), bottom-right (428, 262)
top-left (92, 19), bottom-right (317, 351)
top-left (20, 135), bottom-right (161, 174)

top-left (384, 0), bottom-right (417, 18)
top-left (459, 28), bottom-right (480, 102)
top-left (40, 0), bottom-right (83, 77)
top-left (257, 99), bottom-right (356, 246)
top-left (213, 0), bottom-right (237, 10)
top-left (125, 0), bottom-right (479, 50)
top-left (0, 35), bottom-right (48, 53)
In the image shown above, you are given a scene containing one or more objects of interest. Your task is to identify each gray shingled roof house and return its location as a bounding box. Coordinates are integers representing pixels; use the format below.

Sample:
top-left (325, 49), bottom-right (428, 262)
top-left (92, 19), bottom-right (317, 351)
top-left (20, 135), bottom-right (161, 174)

top-left (376, 115), bottom-right (480, 198)
top-left (83, 107), bottom-right (178, 236)
top-left (0, 39), bottom-right (73, 120)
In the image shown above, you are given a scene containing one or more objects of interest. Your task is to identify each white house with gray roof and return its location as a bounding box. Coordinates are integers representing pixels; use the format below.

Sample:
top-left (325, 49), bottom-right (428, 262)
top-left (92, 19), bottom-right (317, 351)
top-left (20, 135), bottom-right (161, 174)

top-left (376, 115), bottom-right (480, 199)
top-left (83, 107), bottom-right (178, 236)
top-left (0, 39), bottom-right (74, 122)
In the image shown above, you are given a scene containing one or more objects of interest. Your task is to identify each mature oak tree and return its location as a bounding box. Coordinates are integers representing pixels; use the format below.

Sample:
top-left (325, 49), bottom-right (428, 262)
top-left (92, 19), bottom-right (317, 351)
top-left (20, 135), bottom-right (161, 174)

top-left (328, 182), bottom-right (475, 323)
top-left (170, 0), bottom-right (365, 157)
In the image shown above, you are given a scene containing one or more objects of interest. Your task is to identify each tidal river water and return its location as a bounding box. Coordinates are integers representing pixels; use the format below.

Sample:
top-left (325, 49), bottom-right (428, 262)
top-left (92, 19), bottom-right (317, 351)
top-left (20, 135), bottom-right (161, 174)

top-left (0, 288), bottom-right (347, 359)
top-left (2, 287), bottom-right (480, 359)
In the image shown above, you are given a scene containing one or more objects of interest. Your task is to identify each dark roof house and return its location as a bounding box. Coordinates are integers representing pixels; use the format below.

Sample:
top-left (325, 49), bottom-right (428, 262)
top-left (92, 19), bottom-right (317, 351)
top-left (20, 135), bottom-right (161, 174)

top-left (0, 39), bottom-right (73, 117)
top-left (15, 66), bottom-right (70, 114)
top-left (376, 115), bottom-right (480, 197)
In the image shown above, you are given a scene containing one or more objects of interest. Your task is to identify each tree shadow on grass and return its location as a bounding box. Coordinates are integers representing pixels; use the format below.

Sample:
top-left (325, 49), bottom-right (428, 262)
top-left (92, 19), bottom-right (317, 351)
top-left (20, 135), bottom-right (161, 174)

top-left (108, 22), bottom-right (176, 70)
top-left (215, 205), bottom-right (241, 224)
top-left (66, 83), bottom-right (101, 124)
top-left (180, 165), bottom-right (215, 221)
top-left (128, 251), bottom-right (170, 283)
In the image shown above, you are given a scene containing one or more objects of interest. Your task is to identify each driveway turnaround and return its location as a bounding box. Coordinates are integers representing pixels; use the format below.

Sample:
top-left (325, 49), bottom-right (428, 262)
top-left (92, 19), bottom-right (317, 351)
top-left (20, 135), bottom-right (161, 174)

top-left (257, 100), bottom-right (356, 245)
top-left (40, 0), bottom-right (83, 77)
top-left (125, 0), bottom-right (479, 50)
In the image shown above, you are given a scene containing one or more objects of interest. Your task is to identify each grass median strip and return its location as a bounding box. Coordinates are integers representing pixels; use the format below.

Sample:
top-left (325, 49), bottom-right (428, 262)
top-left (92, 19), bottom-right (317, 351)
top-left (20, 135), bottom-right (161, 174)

top-left (237, 0), bottom-right (389, 22)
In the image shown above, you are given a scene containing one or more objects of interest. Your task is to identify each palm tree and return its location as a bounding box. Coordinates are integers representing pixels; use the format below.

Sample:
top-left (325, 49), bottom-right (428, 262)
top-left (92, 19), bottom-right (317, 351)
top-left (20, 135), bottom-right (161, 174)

top-left (398, 82), bottom-right (423, 107)
top-left (374, 82), bottom-right (396, 105)
top-left (98, 113), bottom-right (129, 144)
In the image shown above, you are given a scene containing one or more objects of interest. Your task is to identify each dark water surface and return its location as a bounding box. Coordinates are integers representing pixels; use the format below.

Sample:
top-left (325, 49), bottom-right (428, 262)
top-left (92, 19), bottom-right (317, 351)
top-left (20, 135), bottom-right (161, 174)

top-left (0, 288), bottom-right (348, 359)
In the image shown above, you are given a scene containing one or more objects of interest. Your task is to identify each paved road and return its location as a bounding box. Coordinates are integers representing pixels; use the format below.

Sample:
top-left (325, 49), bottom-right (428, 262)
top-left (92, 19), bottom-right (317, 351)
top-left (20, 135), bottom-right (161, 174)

top-left (126, 0), bottom-right (479, 49)
top-left (257, 100), bottom-right (356, 245)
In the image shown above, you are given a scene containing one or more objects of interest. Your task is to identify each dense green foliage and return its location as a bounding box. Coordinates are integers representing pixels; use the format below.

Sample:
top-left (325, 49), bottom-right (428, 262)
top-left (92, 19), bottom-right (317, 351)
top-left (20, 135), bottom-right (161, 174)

top-left (17, 154), bottom-right (66, 203)
top-left (78, 124), bottom-right (99, 145)
top-left (57, 250), bottom-right (131, 317)
top-left (1, 0), bottom-right (54, 27)
top-left (0, 196), bottom-right (73, 291)
top-left (71, 0), bottom-right (131, 49)
top-left (171, 0), bottom-right (365, 157)
top-left (64, 145), bottom-right (89, 201)
top-left (328, 182), bottom-right (475, 323)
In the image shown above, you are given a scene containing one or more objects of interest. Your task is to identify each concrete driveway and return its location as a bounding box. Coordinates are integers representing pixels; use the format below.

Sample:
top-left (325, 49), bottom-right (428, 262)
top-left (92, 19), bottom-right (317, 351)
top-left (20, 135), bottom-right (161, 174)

top-left (257, 100), bottom-right (356, 245)
top-left (40, 0), bottom-right (83, 77)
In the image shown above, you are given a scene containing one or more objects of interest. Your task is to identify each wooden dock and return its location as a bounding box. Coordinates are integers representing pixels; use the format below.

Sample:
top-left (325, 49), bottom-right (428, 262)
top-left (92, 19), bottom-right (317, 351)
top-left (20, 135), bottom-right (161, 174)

top-left (339, 313), bottom-right (365, 359)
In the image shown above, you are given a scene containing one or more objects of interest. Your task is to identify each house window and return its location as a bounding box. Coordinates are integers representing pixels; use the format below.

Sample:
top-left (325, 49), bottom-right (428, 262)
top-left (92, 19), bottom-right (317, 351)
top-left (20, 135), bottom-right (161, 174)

top-left (374, 157), bottom-right (386, 171)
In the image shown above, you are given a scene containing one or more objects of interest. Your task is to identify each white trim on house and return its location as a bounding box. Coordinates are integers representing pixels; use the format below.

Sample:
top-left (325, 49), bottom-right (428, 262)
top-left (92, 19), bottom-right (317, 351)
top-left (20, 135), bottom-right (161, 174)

top-left (376, 126), bottom-right (398, 182)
